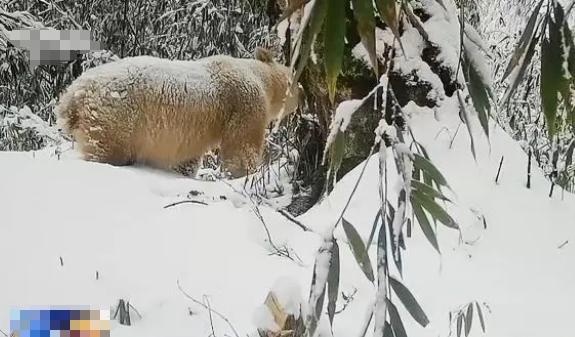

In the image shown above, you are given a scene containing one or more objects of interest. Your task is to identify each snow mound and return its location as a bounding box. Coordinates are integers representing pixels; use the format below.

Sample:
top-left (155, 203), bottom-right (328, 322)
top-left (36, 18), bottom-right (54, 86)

top-left (1, 101), bottom-right (574, 337)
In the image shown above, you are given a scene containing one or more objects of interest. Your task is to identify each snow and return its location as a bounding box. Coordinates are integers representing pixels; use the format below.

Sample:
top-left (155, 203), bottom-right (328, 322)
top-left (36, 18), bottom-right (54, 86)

top-left (1, 93), bottom-right (575, 337)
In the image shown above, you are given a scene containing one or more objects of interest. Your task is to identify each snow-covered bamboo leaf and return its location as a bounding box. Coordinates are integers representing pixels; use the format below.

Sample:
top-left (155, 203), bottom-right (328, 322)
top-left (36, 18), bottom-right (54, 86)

top-left (411, 200), bottom-right (440, 253)
top-left (413, 191), bottom-right (458, 229)
top-left (292, 0), bottom-right (328, 85)
top-left (413, 154), bottom-right (449, 189)
top-left (375, 0), bottom-right (403, 51)
top-left (352, 0), bottom-right (378, 74)
top-left (502, 0), bottom-right (544, 80)
top-left (464, 303), bottom-right (473, 337)
top-left (411, 180), bottom-right (450, 202)
top-left (324, 0), bottom-right (346, 103)
top-left (476, 302), bottom-right (486, 333)
top-left (389, 276), bottom-right (429, 327)
top-left (387, 299), bottom-right (407, 337)
top-left (375, 217), bottom-right (389, 335)
top-left (457, 90), bottom-right (477, 160)
top-left (306, 238), bottom-right (333, 337)
top-left (342, 218), bottom-right (375, 282)
top-left (327, 239), bottom-right (340, 327)
top-left (501, 29), bottom-right (540, 107)
top-left (386, 207), bottom-right (403, 276)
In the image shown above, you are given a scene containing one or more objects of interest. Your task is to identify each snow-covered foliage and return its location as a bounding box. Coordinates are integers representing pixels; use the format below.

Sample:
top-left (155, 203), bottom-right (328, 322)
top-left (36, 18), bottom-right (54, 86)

top-left (479, 0), bottom-right (575, 192)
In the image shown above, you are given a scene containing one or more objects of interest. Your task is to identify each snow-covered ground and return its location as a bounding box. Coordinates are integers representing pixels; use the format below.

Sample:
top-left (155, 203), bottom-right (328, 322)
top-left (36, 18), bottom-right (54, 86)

top-left (1, 100), bottom-right (574, 337)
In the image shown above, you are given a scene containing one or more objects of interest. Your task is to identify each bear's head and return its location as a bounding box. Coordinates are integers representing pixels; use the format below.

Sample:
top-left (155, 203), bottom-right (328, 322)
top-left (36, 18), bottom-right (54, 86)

top-left (254, 47), bottom-right (301, 121)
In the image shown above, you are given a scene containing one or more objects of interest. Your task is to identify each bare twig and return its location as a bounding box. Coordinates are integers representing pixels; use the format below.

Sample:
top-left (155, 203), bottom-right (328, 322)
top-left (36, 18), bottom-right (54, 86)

top-left (276, 208), bottom-right (313, 232)
top-left (495, 156), bottom-right (504, 184)
top-left (163, 200), bottom-right (208, 208)
top-left (177, 280), bottom-right (241, 337)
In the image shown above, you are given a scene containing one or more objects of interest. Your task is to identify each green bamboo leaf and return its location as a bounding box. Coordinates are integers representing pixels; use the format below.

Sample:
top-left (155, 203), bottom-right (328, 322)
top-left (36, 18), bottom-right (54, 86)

top-left (387, 299), bottom-right (407, 337)
top-left (413, 192), bottom-right (458, 229)
top-left (457, 314), bottom-right (463, 337)
top-left (502, 0), bottom-right (544, 80)
top-left (413, 154), bottom-right (449, 188)
top-left (375, 0), bottom-right (404, 52)
top-left (389, 277), bottom-right (430, 327)
top-left (352, 0), bottom-right (378, 75)
top-left (329, 130), bottom-right (346, 173)
top-left (561, 20), bottom-right (575, 125)
top-left (463, 49), bottom-right (492, 139)
top-left (342, 218), bottom-right (375, 282)
top-left (411, 197), bottom-right (440, 253)
top-left (324, 0), bottom-right (346, 103)
top-left (292, 0), bottom-right (328, 85)
top-left (411, 180), bottom-right (450, 202)
top-left (465, 303), bottom-right (473, 337)
top-left (383, 321), bottom-right (394, 337)
top-left (540, 44), bottom-right (559, 137)
top-left (327, 239), bottom-right (340, 327)
top-left (475, 302), bottom-right (486, 333)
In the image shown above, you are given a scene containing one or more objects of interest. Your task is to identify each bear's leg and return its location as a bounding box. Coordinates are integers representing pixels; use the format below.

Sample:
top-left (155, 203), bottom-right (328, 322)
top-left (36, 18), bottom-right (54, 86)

top-left (220, 125), bottom-right (265, 178)
top-left (172, 157), bottom-right (201, 178)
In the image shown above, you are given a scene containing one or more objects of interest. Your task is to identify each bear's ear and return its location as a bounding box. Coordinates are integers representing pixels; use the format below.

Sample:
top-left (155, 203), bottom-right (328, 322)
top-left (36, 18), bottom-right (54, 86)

top-left (255, 47), bottom-right (275, 63)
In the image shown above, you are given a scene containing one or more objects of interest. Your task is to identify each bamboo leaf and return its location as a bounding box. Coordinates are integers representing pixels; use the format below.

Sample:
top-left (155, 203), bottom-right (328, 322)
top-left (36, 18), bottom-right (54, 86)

top-left (375, 0), bottom-right (404, 52)
top-left (502, 0), bottom-right (544, 80)
top-left (327, 239), bottom-right (340, 327)
top-left (465, 303), bottom-right (473, 337)
top-left (383, 321), bottom-right (394, 337)
top-left (329, 130), bottom-right (346, 173)
top-left (501, 28), bottom-right (540, 107)
top-left (324, 0), bottom-right (346, 103)
top-left (411, 198), bottom-right (440, 253)
top-left (352, 0), bottom-right (378, 75)
top-left (475, 302), bottom-right (486, 333)
top-left (541, 2), bottom-right (567, 137)
top-left (413, 191), bottom-right (458, 229)
top-left (342, 218), bottom-right (375, 282)
top-left (457, 90), bottom-right (477, 160)
top-left (389, 277), bottom-right (430, 327)
top-left (457, 314), bottom-right (463, 337)
top-left (292, 0), bottom-right (328, 85)
top-left (463, 47), bottom-right (492, 139)
top-left (413, 154), bottom-right (449, 188)
top-left (565, 139), bottom-right (575, 169)
top-left (411, 180), bottom-right (450, 202)
top-left (387, 299), bottom-right (407, 337)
